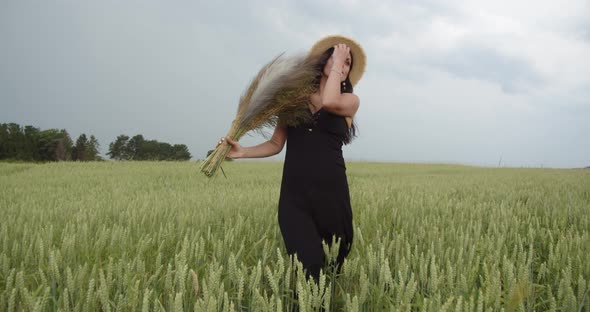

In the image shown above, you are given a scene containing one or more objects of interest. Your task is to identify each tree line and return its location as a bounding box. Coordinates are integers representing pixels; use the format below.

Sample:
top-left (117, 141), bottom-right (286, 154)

top-left (107, 135), bottom-right (191, 161)
top-left (0, 123), bottom-right (192, 162)
top-left (0, 123), bottom-right (100, 161)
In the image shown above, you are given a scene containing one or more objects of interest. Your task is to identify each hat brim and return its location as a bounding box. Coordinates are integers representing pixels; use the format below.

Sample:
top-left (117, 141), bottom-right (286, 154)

top-left (309, 35), bottom-right (366, 86)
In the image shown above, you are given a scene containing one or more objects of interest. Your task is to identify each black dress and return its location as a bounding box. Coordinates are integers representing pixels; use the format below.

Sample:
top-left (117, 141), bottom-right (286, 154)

top-left (278, 107), bottom-right (354, 281)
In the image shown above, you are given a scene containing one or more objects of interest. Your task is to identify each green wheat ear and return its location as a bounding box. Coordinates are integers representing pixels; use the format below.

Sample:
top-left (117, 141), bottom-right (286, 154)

top-left (1, 162), bottom-right (589, 310)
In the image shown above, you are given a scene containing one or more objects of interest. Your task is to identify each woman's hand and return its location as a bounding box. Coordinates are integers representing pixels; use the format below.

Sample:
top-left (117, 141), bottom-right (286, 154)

top-left (331, 43), bottom-right (350, 68)
top-left (216, 137), bottom-right (244, 159)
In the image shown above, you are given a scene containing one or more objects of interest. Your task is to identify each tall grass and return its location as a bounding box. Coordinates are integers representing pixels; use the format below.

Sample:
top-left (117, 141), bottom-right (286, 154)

top-left (0, 161), bottom-right (588, 311)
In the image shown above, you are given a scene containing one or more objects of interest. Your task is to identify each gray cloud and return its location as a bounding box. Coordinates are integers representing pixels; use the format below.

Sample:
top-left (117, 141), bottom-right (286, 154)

top-left (428, 44), bottom-right (544, 94)
top-left (1, 0), bottom-right (589, 168)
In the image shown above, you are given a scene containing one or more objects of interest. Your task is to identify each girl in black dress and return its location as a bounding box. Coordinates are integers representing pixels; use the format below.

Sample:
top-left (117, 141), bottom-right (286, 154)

top-left (219, 35), bottom-right (366, 282)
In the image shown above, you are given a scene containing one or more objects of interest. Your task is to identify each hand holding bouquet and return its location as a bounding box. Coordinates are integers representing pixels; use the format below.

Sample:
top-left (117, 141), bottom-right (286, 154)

top-left (200, 53), bottom-right (319, 177)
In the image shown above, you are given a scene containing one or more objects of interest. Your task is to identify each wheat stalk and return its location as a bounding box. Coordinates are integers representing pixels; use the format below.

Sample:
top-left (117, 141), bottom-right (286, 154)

top-left (190, 269), bottom-right (200, 297)
top-left (200, 53), bottom-right (318, 177)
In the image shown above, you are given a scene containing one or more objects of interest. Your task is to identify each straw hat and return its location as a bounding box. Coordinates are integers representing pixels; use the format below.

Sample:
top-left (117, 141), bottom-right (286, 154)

top-left (309, 35), bottom-right (366, 86)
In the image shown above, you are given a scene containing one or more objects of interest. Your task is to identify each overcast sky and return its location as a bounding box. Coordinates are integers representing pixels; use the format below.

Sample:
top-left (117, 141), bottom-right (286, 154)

top-left (1, 0), bottom-right (589, 168)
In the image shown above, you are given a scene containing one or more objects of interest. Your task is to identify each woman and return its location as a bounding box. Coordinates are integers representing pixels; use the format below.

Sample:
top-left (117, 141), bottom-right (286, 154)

top-left (219, 35), bottom-right (366, 281)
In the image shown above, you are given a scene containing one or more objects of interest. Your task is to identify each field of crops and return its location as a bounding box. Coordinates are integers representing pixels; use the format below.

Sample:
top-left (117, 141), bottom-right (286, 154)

top-left (0, 161), bottom-right (589, 311)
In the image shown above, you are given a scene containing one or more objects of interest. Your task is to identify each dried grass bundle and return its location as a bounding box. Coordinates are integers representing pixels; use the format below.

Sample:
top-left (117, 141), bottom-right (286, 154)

top-left (200, 53), bottom-right (319, 177)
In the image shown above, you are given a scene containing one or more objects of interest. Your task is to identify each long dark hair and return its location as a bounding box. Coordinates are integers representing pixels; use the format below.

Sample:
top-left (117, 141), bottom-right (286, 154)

top-left (313, 47), bottom-right (357, 144)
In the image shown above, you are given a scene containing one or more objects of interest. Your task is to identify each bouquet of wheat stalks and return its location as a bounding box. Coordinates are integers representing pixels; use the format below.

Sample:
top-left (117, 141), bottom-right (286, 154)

top-left (200, 53), bottom-right (320, 177)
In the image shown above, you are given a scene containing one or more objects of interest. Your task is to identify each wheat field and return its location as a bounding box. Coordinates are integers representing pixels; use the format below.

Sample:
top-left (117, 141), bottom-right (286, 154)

top-left (0, 161), bottom-right (589, 311)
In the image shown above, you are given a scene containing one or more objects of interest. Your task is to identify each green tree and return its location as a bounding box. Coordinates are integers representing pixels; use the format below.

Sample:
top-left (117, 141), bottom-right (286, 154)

top-left (172, 144), bottom-right (191, 160)
top-left (23, 125), bottom-right (40, 161)
top-left (158, 142), bottom-right (173, 160)
top-left (107, 134), bottom-right (192, 161)
top-left (0, 124), bottom-right (8, 159)
top-left (87, 135), bottom-right (100, 161)
top-left (107, 135), bottom-right (130, 160)
top-left (55, 130), bottom-right (73, 161)
top-left (127, 135), bottom-right (145, 160)
top-left (3, 123), bottom-right (22, 159)
top-left (38, 129), bottom-right (63, 161)
top-left (0, 124), bottom-right (72, 161)
top-left (72, 134), bottom-right (89, 161)
top-left (140, 140), bottom-right (160, 160)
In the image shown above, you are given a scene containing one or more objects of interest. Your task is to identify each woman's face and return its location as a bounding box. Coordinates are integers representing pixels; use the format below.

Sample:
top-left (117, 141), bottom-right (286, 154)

top-left (323, 51), bottom-right (352, 82)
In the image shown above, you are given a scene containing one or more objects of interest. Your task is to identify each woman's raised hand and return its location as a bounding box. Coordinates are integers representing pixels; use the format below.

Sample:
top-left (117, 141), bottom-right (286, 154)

top-left (216, 137), bottom-right (244, 159)
top-left (332, 43), bottom-right (350, 66)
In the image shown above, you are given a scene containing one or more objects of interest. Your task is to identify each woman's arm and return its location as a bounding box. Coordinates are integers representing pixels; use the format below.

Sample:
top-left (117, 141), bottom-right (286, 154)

top-left (221, 125), bottom-right (287, 159)
top-left (321, 44), bottom-right (360, 117)
top-left (323, 93), bottom-right (359, 117)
